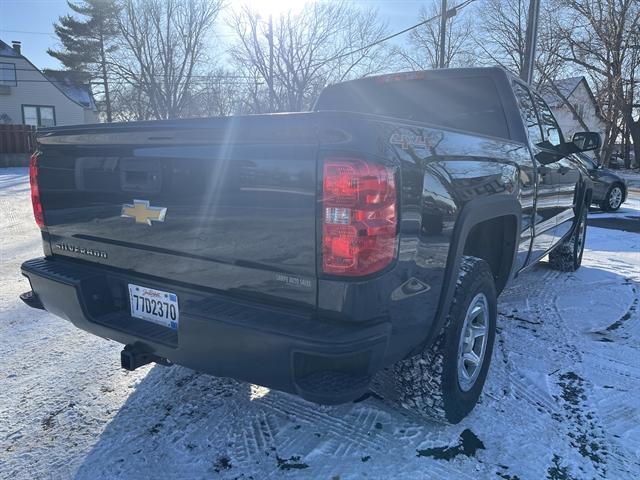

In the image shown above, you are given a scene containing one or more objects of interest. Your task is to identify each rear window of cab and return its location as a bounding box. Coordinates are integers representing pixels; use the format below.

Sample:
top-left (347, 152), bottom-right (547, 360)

top-left (315, 75), bottom-right (510, 140)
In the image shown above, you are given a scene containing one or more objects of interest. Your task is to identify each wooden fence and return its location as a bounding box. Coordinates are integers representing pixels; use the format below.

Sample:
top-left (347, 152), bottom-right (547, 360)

top-left (0, 124), bottom-right (36, 154)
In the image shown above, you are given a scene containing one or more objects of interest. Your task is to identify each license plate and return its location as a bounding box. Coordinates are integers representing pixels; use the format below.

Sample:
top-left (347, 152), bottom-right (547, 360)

top-left (128, 284), bottom-right (179, 330)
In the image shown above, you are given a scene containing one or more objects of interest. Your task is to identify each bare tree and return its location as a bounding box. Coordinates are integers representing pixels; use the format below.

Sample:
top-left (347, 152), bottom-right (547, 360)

top-left (113, 0), bottom-right (224, 119)
top-left (109, 83), bottom-right (155, 121)
top-left (186, 69), bottom-right (247, 117)
top-left (394, 1), bottom-right (475, 70)
top-left (621, 33), bottom-right (640, 168)
top-left (555, 0), bottom-right (640, 164)
top-left (474, 0), bottom-right (565, 87)
top-left (228, 1), bottom-right (390, 113)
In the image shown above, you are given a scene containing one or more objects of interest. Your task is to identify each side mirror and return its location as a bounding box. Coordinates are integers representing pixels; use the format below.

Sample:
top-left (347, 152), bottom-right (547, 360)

top-left (534, 140), bottom-right (563, 165)
top-left (571, 132), bottom-right (601, 152)
top-left (535, 150), bottom-right (563, 165)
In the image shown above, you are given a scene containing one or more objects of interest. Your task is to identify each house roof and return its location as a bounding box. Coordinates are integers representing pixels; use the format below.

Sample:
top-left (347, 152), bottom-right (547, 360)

top-left (0, 39), bottom-right (20, 58)
top-left (540, 75), bottom-right (604, 121)
top-left (0, 38), bottom-right (96, 111)
top-left (43, 70), bottom-right (97, 111)
top-left (540, 76), bottom-right (587, 107)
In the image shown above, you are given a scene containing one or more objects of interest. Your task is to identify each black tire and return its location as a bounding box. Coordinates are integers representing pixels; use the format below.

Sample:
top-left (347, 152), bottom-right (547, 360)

top-left (600, 184), bottom-right (624, 211)
top-left (548, 207), bottom-right (587, 272)
top-left (371, 256), bottom-right (497, 424)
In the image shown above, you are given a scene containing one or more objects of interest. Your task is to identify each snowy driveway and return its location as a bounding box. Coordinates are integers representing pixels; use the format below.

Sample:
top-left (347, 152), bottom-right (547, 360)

top-left (1, 168), bottom-right (639, 479)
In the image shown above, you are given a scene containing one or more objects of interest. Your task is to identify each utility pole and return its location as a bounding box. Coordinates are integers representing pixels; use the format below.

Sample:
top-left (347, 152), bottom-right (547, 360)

top-left (438, 0), bottom-right (447, 68)
top-left (267, 14), bottom-right (275, 112)
top-left (521, 0), bottom-right (541, 84)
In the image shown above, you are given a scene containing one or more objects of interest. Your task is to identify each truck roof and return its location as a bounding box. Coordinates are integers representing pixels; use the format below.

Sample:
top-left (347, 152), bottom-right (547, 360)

top-left (316, 67), bottom-right (528, 145)
top-left (323, 66), bottom-right (513, 89)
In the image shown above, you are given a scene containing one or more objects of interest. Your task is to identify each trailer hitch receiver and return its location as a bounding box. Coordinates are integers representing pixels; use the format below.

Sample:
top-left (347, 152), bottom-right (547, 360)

top-left (121, 344), bottom-right (171, 371)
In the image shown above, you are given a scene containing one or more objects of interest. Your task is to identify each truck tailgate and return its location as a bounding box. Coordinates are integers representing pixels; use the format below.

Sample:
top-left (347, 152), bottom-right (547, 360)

top-left (36, 115), bottom-right (319, 308)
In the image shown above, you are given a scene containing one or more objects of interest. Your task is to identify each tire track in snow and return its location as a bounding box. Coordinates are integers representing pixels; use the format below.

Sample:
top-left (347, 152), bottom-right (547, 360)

top-left (259, 395), bottom-right (388, 453)
top-left (548, 264), bottom-right (640, 478)
top-left (237, 393), bottom-right (476, 479)
top-left (495, 262), bottom-right (619, 479)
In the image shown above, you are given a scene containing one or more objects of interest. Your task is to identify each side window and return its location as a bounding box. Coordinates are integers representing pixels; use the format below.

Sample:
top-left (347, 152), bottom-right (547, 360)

top-left (512, 82), bottom-right (543, 146)
top-left (532, 93), bottom-right (562, 147)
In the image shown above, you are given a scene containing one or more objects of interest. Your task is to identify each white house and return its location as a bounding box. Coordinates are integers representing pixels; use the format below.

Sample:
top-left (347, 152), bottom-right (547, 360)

top-left (0, 39), bottom-right (97, 128)
top-left (540, 76), bottom-right (605, 144)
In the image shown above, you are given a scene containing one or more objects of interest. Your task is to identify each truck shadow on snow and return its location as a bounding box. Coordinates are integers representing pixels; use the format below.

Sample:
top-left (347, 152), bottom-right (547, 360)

top-left (72, 264), bottom-right (638, 479)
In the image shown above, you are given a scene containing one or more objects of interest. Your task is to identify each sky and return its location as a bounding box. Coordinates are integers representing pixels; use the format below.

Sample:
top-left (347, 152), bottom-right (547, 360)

top-left (0, 0), bottom-right (430, 70)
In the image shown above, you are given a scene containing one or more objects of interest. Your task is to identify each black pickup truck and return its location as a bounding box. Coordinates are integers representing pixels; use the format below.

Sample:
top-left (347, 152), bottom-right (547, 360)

top-left (21, 67), bottom-right (599, 424)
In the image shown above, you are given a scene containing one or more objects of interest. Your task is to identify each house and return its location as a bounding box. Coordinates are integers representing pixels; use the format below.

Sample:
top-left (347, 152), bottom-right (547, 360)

top-left (0, 39), bottom-right (97, 128)
top-left (540, 76), bottom-right (605, 145)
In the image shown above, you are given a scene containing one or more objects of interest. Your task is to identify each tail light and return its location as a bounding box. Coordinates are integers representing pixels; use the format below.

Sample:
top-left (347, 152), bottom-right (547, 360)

top-left (322, 157), bottom-right (398, 276)
top-left (29, 152), bottom-right (45, 229)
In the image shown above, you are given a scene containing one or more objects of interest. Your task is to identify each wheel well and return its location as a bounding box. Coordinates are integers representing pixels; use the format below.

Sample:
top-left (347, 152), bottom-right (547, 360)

top-left (462, 215), bottom-right (517, 295)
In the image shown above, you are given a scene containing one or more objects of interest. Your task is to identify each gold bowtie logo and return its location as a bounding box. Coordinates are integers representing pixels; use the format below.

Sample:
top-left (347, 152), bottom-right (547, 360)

top-left (121, 199), bottom-right (167, 226)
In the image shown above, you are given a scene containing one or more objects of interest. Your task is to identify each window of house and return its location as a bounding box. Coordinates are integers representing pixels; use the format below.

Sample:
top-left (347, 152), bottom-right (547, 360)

top-left (573, 103), bottom-right (585, 119)
top-left (22, 105), bottom-right (56, 127)
top-left (0, 62), bottom-right (17, 86)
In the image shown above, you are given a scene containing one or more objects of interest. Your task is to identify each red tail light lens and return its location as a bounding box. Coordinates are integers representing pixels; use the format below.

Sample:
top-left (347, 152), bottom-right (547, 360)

top-left (29, 152), bottom-right (45, 229)
top-left (322, 157), bottom-right (398, 276)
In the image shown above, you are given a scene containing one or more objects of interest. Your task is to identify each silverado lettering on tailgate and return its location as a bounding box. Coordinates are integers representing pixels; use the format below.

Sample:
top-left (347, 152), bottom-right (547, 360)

top-left (55, 243), bottom-right (108, 259)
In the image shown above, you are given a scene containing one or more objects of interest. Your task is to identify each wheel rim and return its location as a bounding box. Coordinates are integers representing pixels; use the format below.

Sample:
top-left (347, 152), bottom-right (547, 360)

top-left (609, 187), bottom-right (622, 209)
top-left (457, 293), bottom-right (490, 392)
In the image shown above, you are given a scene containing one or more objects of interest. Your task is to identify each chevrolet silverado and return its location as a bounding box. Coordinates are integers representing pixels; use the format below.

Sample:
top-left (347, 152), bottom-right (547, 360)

top-left (20, 67), bottom-right (600, 423)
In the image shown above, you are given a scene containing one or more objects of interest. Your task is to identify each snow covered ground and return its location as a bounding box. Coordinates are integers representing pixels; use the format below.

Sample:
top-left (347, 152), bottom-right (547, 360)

top-left (1, 167), bottom-right (639, 479)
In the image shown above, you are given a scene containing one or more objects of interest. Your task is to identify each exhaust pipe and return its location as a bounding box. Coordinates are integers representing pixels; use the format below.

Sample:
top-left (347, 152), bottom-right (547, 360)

top-left (121, 344), bottom-right (171, 371)
top-left (20, 290), bottom-right (45, 310)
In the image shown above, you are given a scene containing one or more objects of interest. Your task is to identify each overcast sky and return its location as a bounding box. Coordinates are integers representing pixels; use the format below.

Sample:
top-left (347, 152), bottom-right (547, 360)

top-left (0, 0), bottom-right (428, 70)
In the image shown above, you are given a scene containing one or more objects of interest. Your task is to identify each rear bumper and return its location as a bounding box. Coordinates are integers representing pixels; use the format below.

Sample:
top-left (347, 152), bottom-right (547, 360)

top-left (21, 257), bottom-right (390, 404)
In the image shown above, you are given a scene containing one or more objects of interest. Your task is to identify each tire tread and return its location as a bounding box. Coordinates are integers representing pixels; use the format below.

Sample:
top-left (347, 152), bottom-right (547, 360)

top-left (371, 256), bottom-right (495, 424)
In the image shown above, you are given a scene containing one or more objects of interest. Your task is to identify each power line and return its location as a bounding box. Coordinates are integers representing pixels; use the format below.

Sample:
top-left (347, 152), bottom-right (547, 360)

top-left (0, 29), bottom-right (56, 37)
top-left (0, 28), bottom-right (235, 38)
top-left (313, 0), bottom-right (478, 66)
top-left (0, 67), bottom-right (258, 79)
top-left (2, 80), bottom-right (261, 86)
top-left (1, 78), bottom-right (262, 86)
top-left (0, 67), bottom-right (262, 81)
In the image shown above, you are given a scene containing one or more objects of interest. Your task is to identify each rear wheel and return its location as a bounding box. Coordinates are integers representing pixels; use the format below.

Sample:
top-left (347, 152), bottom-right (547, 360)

top-left (601, 184), bottom-right (623, 211)
top-left (371, 256), bottom-right (497, 424)
top-left (549, 207), bottom-right (587, 272)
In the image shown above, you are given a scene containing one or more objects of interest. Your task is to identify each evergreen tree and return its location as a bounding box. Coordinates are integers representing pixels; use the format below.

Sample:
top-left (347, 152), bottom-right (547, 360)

top-left (48, 0), bottom-right (120, 122)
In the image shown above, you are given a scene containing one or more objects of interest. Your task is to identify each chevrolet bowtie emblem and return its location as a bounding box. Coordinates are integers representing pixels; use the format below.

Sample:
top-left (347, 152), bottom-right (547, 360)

top-left (121, 199), bottom-right (167, 226)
